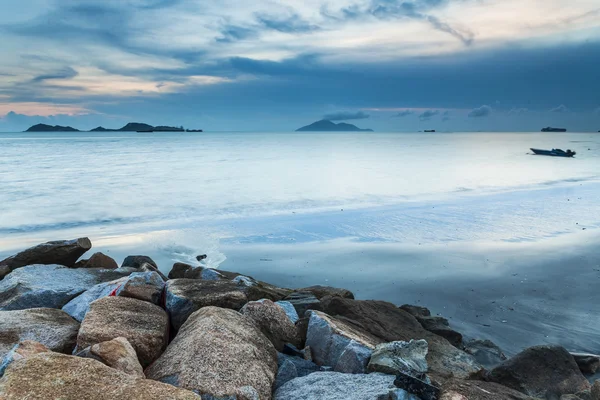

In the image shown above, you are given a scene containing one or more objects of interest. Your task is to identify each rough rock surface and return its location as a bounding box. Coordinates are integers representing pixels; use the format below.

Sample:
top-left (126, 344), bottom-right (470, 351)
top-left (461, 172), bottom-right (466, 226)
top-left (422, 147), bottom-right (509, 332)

top-left (417, 316), bottom-right (463, 348)
top-left (122, 255), bottom-right (158, 270)
top-left (62, 277), bottom-right (128, 322)
top-left (394, 373), bottom-right (441, 400)
top-left (0, 341), bottom-right (49, 376)
top-left (275, 353), bottom-right (321, 389)
top-left (0, 265), bottom-right (10, 280)
top-left (0, 238), bottom-right (92, 272)
top-left (116, 272), bottom-right (164, 305)
top-left (79, 252), bottom-right (119, 269)
top-left (401, 304), bottom-right (432, 318)
top-left (274, 371), bottom-right (408, 400)
top-left (0, 264), bottom-right (128, 311)
top-left (76, 296), bottom-right (169, 368)
top-left (464, 339), bottom-right (508, 369)
top-left (284, 291), bottom-right (322, 316)
top-left (276, 300), bottom-right (299, 323)
top-left (83, 337), bottom-right (145, 378)
top-left (0, 352), bottom-right (200, 399)
top-left (0, 308), bottom-right (79, 359)
top-left (295, 285), bottom-right (355, 300)
top-left (168, 262), bottom-right (195, 279)
top-left (145, 307), bottom-right (277, 400)
top-left (441, 379), bottom-right (537, 400)
top-left (241, 299), bottom-right (299, 351)
top-left (306, 310), bottom-right (379, 373)
top-left (571, 353), bottom-right (600, 375)
top-left (321, 297), bottom-right (481, 380)
top-left (368, 339), bottom-right (429, 378)
top-left (488, 345), bottom-right (590, 398)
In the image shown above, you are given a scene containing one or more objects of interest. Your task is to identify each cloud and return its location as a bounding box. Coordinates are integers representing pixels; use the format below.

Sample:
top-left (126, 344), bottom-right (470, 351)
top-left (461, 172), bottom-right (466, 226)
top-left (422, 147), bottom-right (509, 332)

top-left (323, 111), bottom-right (370, 121)
top-left (256, 13), bottom-right (319, 33)
top-left (468, 105), bottom-right (493, 118)
top-left (550, 104), bottom-right (569, 113)
top-left (31, 67), bottom-right (78, 82)
top-left (442, 110), bottom-right (450, 121)
top-left (508, 107), bottom-right (528, 116)
top-left (395, 110), bottom-right (414, 117)
top-left (419, 110), bottom-right (439, 120)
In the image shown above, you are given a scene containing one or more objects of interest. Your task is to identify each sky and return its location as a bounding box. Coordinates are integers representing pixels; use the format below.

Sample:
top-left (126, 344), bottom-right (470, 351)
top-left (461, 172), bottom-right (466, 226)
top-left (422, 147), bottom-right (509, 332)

top-left (0, 0), bottom-right (599, 132)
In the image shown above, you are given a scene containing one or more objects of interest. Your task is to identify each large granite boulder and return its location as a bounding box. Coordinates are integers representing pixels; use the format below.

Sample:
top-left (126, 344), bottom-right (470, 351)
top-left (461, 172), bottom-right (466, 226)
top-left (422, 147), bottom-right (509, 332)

top-left (0, 264), bottom-right (129, 311)
top-left (76, 296), bottom-right (169, 368)
top-left (368, 340), bottom-right (429, 378)
top-left (168, 263), bottom-right (225, 280)
top-left (488, 345), bottom-right (590, 398)
top-left (0, 341), bottom-right (49, 376)
top-left (76, 252), bottom-right (118, 269)
top-left (274, 372), bottom-right (416, 400)
top-left (306, 310), bottom-right (379, 374)
top-left (62, 277), bottom-right (128, 322)
top-left (241, 299), bottom-right (299, 351)
top-left (78, 337), bottom-right (144, 378)
top-left (0, 308), bottom-right (79, 360)
top-left (463, 339), bottom-right (507, 369)
top-left (0, 238), bottom-right (92, 273)
top-left (122, 255), bottom-right (168, 280)
top-left (320, 297), bottom-right (481, 381)
top-left (0, 352), bottom-right (200, 399)
top-left (417, 316), bottom-right (463, 348)
top-left (116, 272), bottom-right (164, 305)
top-left (276, 300), bottom-right (299, 323)
top-left (284, 291), bottom-right (322, 316)
top-left (295, 285), bottom-right (355, 300)
top-left (145, 307), bottom-right (277, 399)
top-left (275, 352), bottom-right (321, 389)
top-left (441, 379), bottom-right (538, 400)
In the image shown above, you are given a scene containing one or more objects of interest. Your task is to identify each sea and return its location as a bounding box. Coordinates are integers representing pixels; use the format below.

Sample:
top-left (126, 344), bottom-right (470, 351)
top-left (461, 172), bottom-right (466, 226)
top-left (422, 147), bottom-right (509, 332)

top-left (1, 130), bottom-right (600, 355)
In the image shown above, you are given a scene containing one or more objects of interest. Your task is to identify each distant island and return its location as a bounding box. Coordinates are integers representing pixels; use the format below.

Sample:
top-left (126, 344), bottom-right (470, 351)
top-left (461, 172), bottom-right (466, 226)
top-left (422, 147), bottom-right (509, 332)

top-left (296, 119), bottom-right (373, 132)
top-left (25, 122), bottom-right (202, 133)
top-left (541, 127), bottom-right (567, 132)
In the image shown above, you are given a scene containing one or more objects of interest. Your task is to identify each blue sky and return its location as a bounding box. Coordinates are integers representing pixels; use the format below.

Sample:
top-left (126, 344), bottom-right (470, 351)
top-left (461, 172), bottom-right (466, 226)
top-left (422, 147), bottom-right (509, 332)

top-left (0, 0), bottom-right (599, 131)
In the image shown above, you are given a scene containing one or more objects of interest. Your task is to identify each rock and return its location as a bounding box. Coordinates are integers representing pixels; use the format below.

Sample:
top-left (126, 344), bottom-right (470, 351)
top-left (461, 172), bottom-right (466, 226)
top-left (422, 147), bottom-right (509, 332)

top-left (116, 272), bottom-right (164, 305)
top-left (0, 264), bottom-right (129, 311)
top-left (196, 254), bottom-right (207, 261)
top-left (168, 262), bottom-right (194, 279)
top-left (122, 255), bottom-right (158, 270)
top-left (296, 316), bottom-right (310, 348)
top-left (79, 252), bottom-right (119, 269)
top-left (76, 296), bottom-right (169, 368)
top-left (0, 308), bottom-right (79, 360)
top-left (417, 316), bottom-right (463, 348)
top-left (241, 299), bottom-right (299, 351)
top-left (274, 371), bottom-right (403, 400)
top-left (571, 353), bottom-right (600, 375)
top-left (0, 238), bottom-right (92, 272)
top-left (295, 285), bottom-right (355, 300)
top-left (394, 372), bottom-right (441, 400)
top-left (0, 265), bottom-right (10, 280)
top-left (0, 352), bottom-right (200, 399)
top-left (368, 340), bottom-right (429, 379)
top-left (463, 339), bottom-right (507, 369)
top-left (441, 379), bottom-right (537, 400)
top-left (275, 353), bottom-right (321, 389)
top-left (276, 300), bottom-right (300, 323)
top-left (306, 310), bottom-right (379, 373)
top-left (81, 337), bottom-right (145, 378)
top-left (145, 307), bottom-right (277, 399)
top-left (0, 341), bottom-right (49, 376)
top-left (592, 381), bottom-right (600, 400)
top-left (62, 277), bottom-right (128, 322)
top-left (284, 291), bottom-right (322, 316)
top-left (401, 304), bottom-right (432, 318)
top-left (233, 275), bottom-right (257, 286)
top-left (320, 297), bottom-right (481, 381)
top-left (488, 345), bottom-right (590, 398)
top-left (165, 279), bottom-right (249, 330)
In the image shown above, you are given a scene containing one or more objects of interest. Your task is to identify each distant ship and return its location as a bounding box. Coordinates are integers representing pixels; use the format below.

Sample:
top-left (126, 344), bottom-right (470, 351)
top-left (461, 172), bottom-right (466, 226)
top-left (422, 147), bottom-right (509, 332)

top-left (186, 129), bottom-right (203, 132)
top-left (424, 130), bottom-right (436, 133)
top-left (541, 127), bottom-right (567, 132)
top-left (530, 148), bottom-right (576, 157)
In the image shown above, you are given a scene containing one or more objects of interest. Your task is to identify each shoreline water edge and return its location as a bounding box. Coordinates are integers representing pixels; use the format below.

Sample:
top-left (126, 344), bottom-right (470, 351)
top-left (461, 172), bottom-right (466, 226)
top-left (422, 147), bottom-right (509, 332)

top-left (1, 237), bottom-right (600, 399)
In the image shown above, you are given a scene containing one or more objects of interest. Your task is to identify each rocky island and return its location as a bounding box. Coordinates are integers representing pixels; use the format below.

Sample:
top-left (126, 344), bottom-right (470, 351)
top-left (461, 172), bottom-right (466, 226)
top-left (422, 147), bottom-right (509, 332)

top-left (296, 120), bottom-right (374, 132)
top-left (25, 124), bottom-right (80, 132)
top-left (1, 237), bottom-right (599, 399)
top-left (26, 122), bottom-right (192, 133)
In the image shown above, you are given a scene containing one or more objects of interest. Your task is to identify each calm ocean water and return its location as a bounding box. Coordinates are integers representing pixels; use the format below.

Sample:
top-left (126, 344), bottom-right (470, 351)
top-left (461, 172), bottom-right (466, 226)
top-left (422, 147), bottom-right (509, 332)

top-left (2, 131), bottom-right (600, 354)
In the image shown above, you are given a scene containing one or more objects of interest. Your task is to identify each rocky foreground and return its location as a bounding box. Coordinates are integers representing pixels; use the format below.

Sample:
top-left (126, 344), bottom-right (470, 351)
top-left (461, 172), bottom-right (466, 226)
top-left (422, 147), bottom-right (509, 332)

top-left (1, 238), bottom-right (599, 399)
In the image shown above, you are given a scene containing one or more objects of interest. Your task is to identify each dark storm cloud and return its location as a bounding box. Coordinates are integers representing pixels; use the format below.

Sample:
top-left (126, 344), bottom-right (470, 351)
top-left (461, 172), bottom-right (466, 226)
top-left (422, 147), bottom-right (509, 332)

top-left (468, 105), bottom-right (492, 118)
top-left (31, 67), bottom-right (78, 82)
top-left (419, 110), bottom-right (439, 120)
top-left (323, 111), bottom-right (370, 121)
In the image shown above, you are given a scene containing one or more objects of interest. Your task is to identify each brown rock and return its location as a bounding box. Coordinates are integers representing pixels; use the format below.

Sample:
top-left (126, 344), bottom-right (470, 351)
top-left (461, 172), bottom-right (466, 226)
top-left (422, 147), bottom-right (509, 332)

top-left (417, 316), bottom-right (463, 348)
top-left (488, 345), bottom-right (590, 398)
top-left (89, 337), bottom-right (145, 378)
top-left (76, 296), bottom-right (169, 368)
top-left (571, 353), bottom-right (600, 375)
top-left (0, 341), bottom-right (50, 375)
top-left (116, 272), bottom-right (165, 305)
top-left (145, 306), bottom-right (277, 399)
top-left (401, 304), bottom-right (432, 318)
top-left (168, 263), bottom-right (194, 279)
top-left (122, 255), bottom-right (158, 270)
top-left (241, 299), bottom-right (299, 351)
top-left (0, 238), bottom-right (92, 272)
top-left (0, 265), bottom-right (9, 280)
top-left (441, 379), bottom-right (538, 400)
top-left (320, 296), bottom-right (481, 381)
top-left (592, 381), bottom-right (600, 400)
top-left (295, 285), bottom-right (355, 300)
top-left (81, 252), bottom-right (118, 269)
top-left (0, 352), bottom-right (200, 399)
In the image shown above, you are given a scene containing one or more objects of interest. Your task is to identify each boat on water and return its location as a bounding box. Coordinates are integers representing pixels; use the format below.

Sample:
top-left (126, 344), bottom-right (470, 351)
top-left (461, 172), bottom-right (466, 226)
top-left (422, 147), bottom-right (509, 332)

top-left (541, 127), bottom-right (567, 132)
top-left (530, 148), bottom-right (576, 157)
top-left (424, 130), bottom-right (436, 133)
top-left (186, 129), bottom-right (203, 132)
top-left (136, 129), bottom-right (154, 133)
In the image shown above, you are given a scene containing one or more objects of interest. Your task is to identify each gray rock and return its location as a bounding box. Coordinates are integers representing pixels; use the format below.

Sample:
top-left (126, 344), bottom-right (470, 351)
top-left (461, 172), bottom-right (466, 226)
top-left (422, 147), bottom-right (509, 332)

top-left (276, 301), bottom-right (299, 323)
top-left (368, 340), bottom-right (429, 378)
top-left (0, 265), bottom-right (128, 311)
top-left (441, 379), bottom-right (538, 400)
top-left (233, 275), bottom-right (257, 287)
top-left (62, 278), bottom-right (128, 322)
top-left (0, 308), bottom-right (79, 360)
top-left (284, 291), bottom-right (322, 316)
top-left (295, 285), bottom-right (355, 300)
top-left (145, 306), bottom-right (277, 400)
top-left (417, 316), bottom-right (463, 349)
top-left (275, 353), bottom-right (321, 389)
top-left (116, 272), bottom-right (164, 305)
top-left (571, 353), bottom-right (600, 375)
top-left (0, 238), bottom-right (92, 272)
top-left (274, 371), bottom-right (400, 400)
top-left (400, 304), bottom-right (432, 318)
top-left (0, 265), bottom-right (10, 280)
top-left (463, 339), bottom-right (507, 369)
top-left (488, 345), bottom-right (590, 398)
top-left (240, 299), bottom-right (299, 351)
top-left (394, 373), bottom-right (440, 400)
top-left (306, 310), bottom-right (378, 373)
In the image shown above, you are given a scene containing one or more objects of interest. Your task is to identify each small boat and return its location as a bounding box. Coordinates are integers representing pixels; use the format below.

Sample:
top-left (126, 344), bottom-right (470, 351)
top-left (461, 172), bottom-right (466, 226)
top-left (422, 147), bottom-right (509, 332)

top-left (530, 148), bottom-right (576, 157)
top-left (541, 127), bottom-right (567, 132)
top-left (186, 129), bottom-right (203, 132)
top-left (424, 130), bottom-right (436, 133)
top-left (137, 130), bottom-right (154, 133)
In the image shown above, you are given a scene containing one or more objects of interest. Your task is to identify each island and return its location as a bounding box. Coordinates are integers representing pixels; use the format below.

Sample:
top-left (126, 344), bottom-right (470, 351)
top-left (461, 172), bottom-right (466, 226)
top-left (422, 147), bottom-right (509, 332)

top-left (25, 124), bottom-right (79, 132)
top-left (296, 119), bottom-right (373, 132)
top-left (541, 127), bottom-right (567, 132)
